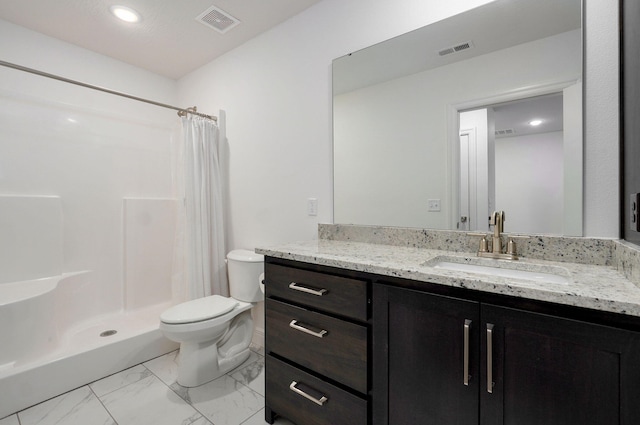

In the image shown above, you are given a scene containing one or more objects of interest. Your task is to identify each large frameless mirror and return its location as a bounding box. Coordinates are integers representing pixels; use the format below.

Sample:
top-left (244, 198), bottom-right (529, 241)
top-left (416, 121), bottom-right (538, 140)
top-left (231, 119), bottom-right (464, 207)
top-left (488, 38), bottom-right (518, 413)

top-left (333, 0), bottom-right (582, 235)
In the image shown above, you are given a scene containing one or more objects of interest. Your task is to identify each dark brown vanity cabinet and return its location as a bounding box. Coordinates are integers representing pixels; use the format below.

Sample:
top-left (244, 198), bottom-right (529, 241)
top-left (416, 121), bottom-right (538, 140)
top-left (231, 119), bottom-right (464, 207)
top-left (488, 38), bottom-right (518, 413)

top-left (264, 256), bottom-right (640, 425)
top-left (264, 260), bottom-right (370, 425)
top-left (373, 284), bottom-right (640, 425)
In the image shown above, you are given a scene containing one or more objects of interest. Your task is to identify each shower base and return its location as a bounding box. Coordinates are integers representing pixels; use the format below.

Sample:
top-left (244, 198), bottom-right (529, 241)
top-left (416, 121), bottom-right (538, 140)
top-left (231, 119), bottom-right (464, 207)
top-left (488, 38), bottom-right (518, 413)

top-left (0, 302), bottom-right (178, 419)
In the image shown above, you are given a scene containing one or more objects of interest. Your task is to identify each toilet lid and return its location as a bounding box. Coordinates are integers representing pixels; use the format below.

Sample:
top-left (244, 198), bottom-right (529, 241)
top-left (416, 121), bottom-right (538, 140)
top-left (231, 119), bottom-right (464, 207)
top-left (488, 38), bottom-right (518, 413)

top-left (160, 295), bottom-right (239, 324)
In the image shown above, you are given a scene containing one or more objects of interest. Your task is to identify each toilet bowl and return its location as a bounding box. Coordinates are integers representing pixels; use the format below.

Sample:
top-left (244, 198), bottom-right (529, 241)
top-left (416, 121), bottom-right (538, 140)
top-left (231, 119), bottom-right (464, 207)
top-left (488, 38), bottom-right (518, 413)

top-left (159, 249), bottom-right (264, 387)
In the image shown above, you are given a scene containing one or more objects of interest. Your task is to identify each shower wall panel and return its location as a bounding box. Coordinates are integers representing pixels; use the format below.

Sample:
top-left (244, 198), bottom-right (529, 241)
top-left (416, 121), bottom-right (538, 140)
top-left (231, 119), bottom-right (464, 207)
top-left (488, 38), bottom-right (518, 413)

top-left (0, 195), bottom-right (62, 283)
top-left (123, 198), bottom-right (177, 310)
top-left (0, 65), bottom-right (178, 315)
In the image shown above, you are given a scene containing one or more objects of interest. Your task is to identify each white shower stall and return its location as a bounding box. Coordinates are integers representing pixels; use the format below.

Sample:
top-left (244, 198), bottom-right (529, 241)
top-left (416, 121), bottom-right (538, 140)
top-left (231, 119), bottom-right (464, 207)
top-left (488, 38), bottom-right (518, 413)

top-left (0, 58), bottom-right (182, 417)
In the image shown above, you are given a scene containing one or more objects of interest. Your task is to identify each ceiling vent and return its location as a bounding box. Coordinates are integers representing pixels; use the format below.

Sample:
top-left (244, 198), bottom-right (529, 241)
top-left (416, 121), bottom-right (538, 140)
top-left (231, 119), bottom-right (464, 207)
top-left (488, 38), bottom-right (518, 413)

top-left (438, 41), bottom-right (474, 57)
top-left (495, 128), bottom-right (516, 137)
top-left (196, 6), bottom-right (241, 34)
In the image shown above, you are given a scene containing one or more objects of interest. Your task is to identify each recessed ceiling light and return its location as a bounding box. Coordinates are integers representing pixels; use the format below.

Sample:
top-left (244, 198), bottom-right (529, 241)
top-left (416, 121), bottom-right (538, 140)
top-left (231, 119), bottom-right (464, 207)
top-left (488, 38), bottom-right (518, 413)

top-left (110, 5), bottom-right (141, 23)
top-left (529, 119), bottom-right (543, 126)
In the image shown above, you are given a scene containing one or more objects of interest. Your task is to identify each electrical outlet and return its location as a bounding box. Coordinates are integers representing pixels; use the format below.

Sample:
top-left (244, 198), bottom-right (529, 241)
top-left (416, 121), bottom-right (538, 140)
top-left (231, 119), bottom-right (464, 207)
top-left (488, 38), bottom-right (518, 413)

top-left (631, 193), bottom-right (640, 232)
top-left (307, 198), bottom-right (318, 216)
top-left (428, 199), bottom-right (441, 212)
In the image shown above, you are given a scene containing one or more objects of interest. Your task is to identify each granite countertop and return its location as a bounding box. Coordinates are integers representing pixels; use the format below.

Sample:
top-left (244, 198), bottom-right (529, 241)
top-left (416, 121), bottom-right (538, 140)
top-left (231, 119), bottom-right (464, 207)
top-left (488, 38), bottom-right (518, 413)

top-left (257, 239), bottom-right (640, 318)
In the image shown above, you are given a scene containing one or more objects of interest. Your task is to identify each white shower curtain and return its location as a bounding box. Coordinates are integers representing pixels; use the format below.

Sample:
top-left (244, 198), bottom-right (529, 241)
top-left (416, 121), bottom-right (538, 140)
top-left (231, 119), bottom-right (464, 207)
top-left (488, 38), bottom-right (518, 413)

top-left (173, 115), bottom-right (228, 301)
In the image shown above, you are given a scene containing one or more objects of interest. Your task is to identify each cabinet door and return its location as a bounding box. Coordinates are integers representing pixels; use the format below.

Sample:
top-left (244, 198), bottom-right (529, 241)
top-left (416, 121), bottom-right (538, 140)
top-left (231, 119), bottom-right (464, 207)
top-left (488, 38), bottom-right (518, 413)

top-left (481, 304), bottom-right (640, 425)
top-left (373, 284), bottom-right (480, 425)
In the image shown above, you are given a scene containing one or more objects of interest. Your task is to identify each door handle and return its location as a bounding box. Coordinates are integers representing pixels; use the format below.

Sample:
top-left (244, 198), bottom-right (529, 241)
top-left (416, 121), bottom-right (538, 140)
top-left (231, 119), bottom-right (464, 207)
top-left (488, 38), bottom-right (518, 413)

top-left (487, 323), bottom-right (494, 394)
top-left (463, 319), bottom-right (471, 386)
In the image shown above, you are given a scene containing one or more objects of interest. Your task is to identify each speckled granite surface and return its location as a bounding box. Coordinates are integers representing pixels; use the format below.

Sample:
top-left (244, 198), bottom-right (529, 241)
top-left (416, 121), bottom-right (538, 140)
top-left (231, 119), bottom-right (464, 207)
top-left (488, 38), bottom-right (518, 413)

top-left (318, 224), bottom-right (615, 265)
top-left (256, 225), bottom-right (640, 318)
top-left (615, 240), bottom-right (640, 286)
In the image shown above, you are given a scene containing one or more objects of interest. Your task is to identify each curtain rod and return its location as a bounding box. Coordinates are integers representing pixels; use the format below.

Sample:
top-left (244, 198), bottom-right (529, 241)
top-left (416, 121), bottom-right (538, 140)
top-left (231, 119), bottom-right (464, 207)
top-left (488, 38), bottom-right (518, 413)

top-left (0, 59), bottom-right (217, 122)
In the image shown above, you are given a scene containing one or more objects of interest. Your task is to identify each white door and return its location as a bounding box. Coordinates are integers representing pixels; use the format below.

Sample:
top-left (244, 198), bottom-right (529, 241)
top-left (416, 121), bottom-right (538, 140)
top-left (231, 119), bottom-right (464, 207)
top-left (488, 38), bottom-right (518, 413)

top-left (459, 108), bottom-right (490, 231)
top-left (458, 130), bottom-right (473, 231)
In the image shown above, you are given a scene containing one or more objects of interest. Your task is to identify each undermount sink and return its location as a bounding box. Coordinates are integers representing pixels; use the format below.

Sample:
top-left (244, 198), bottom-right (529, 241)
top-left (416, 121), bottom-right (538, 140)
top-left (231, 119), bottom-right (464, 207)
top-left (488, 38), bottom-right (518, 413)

top-left (425, 256), bottom-right (570, 285)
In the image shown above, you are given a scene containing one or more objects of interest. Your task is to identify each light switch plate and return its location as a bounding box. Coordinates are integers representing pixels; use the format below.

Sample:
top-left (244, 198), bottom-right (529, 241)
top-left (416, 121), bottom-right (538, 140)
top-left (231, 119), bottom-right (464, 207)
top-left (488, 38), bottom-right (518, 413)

top-left (307, 198), bottom-right (318, 216)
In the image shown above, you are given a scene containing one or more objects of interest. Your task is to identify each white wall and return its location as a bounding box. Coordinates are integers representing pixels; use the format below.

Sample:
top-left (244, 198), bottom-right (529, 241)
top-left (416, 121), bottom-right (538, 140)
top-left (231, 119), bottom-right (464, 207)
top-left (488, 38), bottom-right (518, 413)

top-left (584, 0), bottom-right (619, 238)
top-left (179, 0), bottom-right (620, 246)
top-left (563, 82), bottom-right (583, 236)
top-left (0, 19), bottom-right (179, 315)
top-left (495, 132), bottom-right (564, 235)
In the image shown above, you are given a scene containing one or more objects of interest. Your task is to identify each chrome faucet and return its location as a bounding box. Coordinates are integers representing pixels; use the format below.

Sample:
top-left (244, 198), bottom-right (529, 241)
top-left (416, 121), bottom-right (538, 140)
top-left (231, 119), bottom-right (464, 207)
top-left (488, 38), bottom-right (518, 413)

top-left (478, 210), bottom-right (518, 260)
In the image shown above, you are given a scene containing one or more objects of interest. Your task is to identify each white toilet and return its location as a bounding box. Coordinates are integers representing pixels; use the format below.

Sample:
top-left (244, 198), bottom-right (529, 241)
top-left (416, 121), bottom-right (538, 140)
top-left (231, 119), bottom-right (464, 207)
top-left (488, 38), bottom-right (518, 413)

top-left (159, 249), bottom-right (264, 387)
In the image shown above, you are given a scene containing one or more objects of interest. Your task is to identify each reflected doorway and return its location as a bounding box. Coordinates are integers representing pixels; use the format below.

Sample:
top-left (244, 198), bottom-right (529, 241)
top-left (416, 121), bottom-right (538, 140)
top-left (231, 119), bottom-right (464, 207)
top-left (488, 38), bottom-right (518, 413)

top-left (457, 88), bottom-right (582, 235)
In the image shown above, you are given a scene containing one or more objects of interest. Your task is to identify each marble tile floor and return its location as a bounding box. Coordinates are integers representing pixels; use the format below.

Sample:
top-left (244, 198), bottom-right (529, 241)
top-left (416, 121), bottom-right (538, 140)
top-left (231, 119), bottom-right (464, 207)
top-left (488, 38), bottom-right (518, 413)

top-left (0, 347), bottom-right (295, 425)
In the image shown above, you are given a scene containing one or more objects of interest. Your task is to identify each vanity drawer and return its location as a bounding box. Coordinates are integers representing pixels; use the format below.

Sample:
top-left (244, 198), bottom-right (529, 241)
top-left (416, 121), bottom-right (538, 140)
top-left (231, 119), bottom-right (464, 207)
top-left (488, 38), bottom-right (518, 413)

top-left (266, 354), bottom-right (367, 425)
top-left (265, 263), bottom-right (368, 321)
top-left (266, 299), bottom-right (367, 394)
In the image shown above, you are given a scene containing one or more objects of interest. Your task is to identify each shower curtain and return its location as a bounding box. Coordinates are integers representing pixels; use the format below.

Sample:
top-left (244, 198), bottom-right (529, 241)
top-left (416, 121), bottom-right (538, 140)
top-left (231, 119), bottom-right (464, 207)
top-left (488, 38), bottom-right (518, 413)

top-left (173, 115), bottom-right (228, 301)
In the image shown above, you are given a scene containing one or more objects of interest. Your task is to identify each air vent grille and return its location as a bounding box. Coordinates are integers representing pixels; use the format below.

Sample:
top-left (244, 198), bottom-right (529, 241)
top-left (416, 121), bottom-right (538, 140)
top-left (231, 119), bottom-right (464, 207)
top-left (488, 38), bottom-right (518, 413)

top-left (495, 129), bottom-right (516, 137)
top-left (196, 6), bottom-right (241, 34)
top-left (439, 41), bottom-right (474, 57)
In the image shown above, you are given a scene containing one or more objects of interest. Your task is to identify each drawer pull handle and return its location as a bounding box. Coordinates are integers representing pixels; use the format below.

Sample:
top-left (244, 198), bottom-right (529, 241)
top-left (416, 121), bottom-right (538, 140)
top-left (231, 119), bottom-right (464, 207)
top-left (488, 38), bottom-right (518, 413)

top-left (289, 282), bottom-right (328, 296)
top-left (289, 320), bottom-right (328, 338)
top-left (289, 381), bottom-right (328, 406)
top-left (487, 323), bottom-right (494, 394)
top-left (463, 319), bottom-right (471, 386)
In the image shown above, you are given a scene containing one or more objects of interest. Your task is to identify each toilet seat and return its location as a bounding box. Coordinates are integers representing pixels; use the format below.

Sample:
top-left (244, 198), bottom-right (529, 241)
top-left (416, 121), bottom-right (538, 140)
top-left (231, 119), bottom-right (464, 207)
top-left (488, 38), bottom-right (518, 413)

top-left (160, 295), bottom-right (239, 325)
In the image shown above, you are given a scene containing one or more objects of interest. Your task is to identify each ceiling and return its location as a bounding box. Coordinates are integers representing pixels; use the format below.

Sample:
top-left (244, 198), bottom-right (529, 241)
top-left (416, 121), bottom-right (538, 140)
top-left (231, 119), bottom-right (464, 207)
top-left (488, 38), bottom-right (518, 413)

top-left (492, 93), bottom-right (563, 138)
top-left (0, 0), bottom-right (323, 79)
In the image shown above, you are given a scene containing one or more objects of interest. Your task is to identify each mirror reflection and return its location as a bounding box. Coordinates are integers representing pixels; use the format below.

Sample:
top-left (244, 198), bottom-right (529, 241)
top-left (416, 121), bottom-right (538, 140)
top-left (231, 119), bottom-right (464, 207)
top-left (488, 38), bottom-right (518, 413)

top-left (333, 0), bottom-right (582, 235)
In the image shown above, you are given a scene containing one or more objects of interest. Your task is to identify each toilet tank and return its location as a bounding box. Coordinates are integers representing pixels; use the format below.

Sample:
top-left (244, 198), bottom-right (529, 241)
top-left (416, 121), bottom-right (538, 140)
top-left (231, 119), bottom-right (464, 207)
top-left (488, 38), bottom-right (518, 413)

top-left (227, 249), bottom-right (264, 302)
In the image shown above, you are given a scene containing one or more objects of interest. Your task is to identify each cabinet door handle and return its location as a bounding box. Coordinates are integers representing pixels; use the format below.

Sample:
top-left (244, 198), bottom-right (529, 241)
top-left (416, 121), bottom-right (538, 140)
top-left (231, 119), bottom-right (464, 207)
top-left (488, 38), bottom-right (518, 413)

top-left (289, 381), bottom-right (328, 406)
top-left (289, 282), bottom-right (328, 296)
top-left (289, 320), bottom-right (328, 338)
top-left (487, 323), bottom-right (494, 394)
top-left (463, 319), bottom-right (472, 386)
